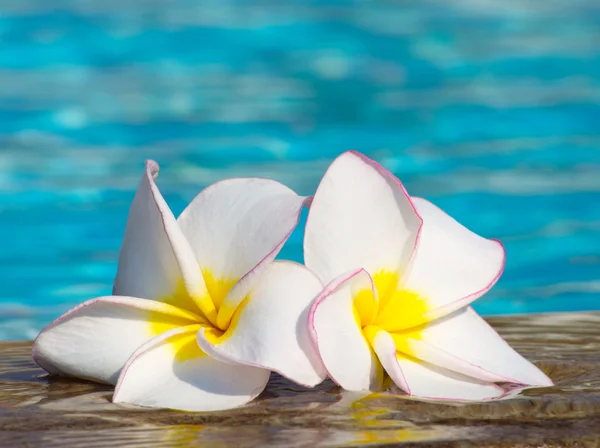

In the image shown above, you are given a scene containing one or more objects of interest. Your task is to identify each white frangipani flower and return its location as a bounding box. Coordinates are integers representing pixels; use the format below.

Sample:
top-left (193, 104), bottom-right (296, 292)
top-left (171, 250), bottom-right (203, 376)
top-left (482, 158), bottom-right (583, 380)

top-left (305, 151), bottom-right (552, 401)
top-left (33, 161), bottom-right (326, 411)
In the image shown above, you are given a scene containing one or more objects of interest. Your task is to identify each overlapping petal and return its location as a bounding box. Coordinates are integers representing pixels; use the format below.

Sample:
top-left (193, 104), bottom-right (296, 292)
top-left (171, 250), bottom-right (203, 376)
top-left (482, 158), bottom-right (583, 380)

top-left (32, 296), bottom-right (201, 384)
top-left (371, 330), bottom-right (506, 401)
top-left (177, 178), bottom-right (309, 329)
top-left (114, 326), bottom-right (270, 412)
top-left (309, 269), bottom-right (383, 391)
top-left (36, 162), bottom-right (358, 413)
top-left (303, 152), bottom-right (548, 402)
top-left (304, 151), bottom-right (422, 286)
top-left (197, 261), bottom-right (326, 387)
top-left (403, 198), bottom-right (506, 321)
top-left (35, 151), bottom-right (537, 412)
top-left (396, 307), bottom-right (552, 386)
top-left (113, 160), bottom-right (211, 318)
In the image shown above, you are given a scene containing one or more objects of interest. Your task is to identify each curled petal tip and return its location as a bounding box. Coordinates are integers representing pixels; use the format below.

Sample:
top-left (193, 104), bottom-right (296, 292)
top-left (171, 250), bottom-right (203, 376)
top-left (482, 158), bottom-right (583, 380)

top-left (145, 159), bottom-right (160, 176)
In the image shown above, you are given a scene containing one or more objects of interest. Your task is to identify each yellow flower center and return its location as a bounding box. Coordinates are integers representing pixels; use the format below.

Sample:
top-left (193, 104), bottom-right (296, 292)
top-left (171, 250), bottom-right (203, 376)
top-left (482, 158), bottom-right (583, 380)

top-left (148, 269), bottom-right (245, 362)
top-left (353, 271), bottom-right (429, 359)
top-left (201, 269), bottom-right (238, 313)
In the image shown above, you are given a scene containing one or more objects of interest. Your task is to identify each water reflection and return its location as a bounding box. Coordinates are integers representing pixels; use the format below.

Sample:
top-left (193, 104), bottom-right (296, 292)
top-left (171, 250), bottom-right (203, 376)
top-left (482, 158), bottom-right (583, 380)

top-left (1, 311), bottom-right (600, 445)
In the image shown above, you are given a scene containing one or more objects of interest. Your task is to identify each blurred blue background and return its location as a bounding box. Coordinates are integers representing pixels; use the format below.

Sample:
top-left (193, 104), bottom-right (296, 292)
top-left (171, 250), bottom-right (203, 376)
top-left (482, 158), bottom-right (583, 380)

top-left (1, 0), bottom-right (599, 339)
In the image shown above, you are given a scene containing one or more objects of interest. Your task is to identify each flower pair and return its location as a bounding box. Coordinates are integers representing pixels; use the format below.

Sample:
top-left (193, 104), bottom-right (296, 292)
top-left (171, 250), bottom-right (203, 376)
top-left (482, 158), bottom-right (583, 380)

top-left (33, 152), bottom-right (552, 412)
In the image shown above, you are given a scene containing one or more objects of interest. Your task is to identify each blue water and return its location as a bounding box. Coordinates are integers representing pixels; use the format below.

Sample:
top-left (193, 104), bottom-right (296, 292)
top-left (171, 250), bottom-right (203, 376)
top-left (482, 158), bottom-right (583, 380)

top-left (1, 1), bottom-right (599, 339)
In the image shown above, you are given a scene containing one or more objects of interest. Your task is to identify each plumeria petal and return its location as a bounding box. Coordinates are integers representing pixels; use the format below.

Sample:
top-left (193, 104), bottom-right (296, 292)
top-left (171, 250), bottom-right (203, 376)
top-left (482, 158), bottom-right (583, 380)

top-left (177, 178), bottom-right (309, 329)
top-left (113, 325), bottom-right (270, 412)
top-left (403, 197), bottom-right (506, 321)
top-left (197, 261), bottom-right (326, 387)
top-left (113, 160), bottom-right (213, 320)
top-left (32, 296), bottom-right (201, 384)
top-left (304, 151), bottom-right (422, 286)
top-left (393, 307), bottom-right (552, 386)
top-left (371, 330), bottom-right (505, 401)
top-left (309, 269), bottom-right (384, 391)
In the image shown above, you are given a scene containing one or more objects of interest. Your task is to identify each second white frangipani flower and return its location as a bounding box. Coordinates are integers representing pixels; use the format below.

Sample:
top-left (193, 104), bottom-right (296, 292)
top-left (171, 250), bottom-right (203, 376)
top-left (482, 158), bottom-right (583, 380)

top-left (305, 151), bottom-right (552, 401)
top-left (33, 161), bottom-right (326, 411)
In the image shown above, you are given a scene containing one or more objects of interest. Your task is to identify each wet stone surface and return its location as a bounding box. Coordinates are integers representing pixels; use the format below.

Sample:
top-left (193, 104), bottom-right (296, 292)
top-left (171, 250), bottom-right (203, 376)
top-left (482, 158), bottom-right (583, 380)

top-left (1, 312), bottom-right (600, 447)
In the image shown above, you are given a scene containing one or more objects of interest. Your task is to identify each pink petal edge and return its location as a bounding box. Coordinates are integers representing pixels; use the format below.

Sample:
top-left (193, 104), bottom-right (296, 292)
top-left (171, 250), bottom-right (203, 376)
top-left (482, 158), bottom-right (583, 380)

top-left (411, 317), bottom-right (553, 387)
top-left (303, 150), bottom-right (424, 286)
top-left (222, 195), bottom-right (313, 312)
top-left (196, 335), bottom-right (322, 389)
top-left (377, 331), bottom-right (507, 402)
top-left (112, 324), bottom-right (203, 404)
top-left (423, 238), bottom-right (506, 321)
top-left (374, 331), bottom-right (411, 395)
top-left (196, 329), bottom-right (308, 385)
top-left (112, 160), bottom-right (166, 298)
top-left (113, 160), bottom-right (205, 301)
top-left (198, 261), bottom-right (323, 388)
top-left (307, 267), bottom-right (376, 387)
top-left (409, 339), bottom-right (518, 384)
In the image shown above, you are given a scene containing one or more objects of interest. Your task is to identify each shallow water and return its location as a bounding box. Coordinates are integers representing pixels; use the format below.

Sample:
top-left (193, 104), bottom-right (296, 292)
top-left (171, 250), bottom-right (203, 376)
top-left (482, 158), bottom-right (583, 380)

top-left (1, 312), bottom-right (599, 447)
top-left (1, 1), bottom-right (600, 339)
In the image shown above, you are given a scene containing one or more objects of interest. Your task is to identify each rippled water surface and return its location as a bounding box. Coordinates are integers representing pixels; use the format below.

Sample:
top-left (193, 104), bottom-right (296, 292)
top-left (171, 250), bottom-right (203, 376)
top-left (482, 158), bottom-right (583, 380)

top-left (1, 0), bottom-right (600, 339)
top-left (2, 312), bottom-right (600, 447)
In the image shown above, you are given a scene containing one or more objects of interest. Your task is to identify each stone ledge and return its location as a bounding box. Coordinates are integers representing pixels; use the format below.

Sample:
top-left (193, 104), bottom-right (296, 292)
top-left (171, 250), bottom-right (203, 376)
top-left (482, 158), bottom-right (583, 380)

top-left (1, 312), bottom-right (599, 447)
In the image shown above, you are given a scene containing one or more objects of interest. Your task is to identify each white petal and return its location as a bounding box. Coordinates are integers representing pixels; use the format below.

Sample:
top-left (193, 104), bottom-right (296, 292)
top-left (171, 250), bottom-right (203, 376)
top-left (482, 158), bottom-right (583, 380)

top-left (113, 160), bottom-right (211, 318)
top-left (310, 269), bottom-right (383, 391)
top-left (113, 326), bottom-right (270, 411)
top-left (32, 296), bottom-right (200, 384)
top-left (177, 178), bottom-right (309, 327)
top-left (372, 330), bottom-right (505, 401)
top-left (398, 307), bottom-right (553, 386)
top-left (304, 151), bottom-right (422, 286)
top-left (197, 261), bottom-right (326, 387)
top-left (403, 197), bottom-right (506, 319)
